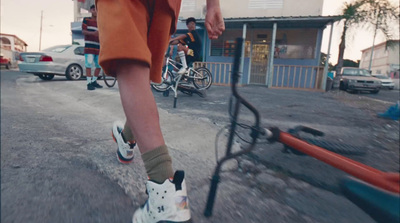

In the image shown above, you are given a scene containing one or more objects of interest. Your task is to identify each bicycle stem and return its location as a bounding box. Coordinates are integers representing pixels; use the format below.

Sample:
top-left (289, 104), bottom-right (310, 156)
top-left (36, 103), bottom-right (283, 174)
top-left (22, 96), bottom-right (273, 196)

top-left (204, 38), bottom-right (263, 217)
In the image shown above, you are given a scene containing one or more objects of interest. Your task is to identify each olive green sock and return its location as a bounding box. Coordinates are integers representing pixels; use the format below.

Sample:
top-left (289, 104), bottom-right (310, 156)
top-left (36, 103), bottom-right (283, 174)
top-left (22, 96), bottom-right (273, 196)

top-left (122, 121), bottom-right (135, 143)
top-left (141, 145), bottom-right (174, 184)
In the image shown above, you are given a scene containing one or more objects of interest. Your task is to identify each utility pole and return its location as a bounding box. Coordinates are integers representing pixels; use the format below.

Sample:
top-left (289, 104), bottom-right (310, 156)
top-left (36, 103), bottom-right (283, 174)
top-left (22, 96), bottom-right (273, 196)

top-left (39, 10), bottom-right (43, 51)
top-left (368, 18), bottom-right (379, 72)
top-left (368, 7), bottom-right (382, 73)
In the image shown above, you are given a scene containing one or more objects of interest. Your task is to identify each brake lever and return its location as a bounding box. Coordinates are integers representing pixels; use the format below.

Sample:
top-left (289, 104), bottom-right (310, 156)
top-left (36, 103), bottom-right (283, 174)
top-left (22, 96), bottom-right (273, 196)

top-left (290, 125), bottom-right (324, 137)
top-left (284, 125), bottom-right (325, 155)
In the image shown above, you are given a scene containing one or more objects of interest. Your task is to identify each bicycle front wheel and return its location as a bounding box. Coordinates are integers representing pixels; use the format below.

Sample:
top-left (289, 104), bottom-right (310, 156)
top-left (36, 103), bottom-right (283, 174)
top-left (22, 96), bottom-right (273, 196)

top-left (193, 67), bottom-right (213, 90)
top-left (103, 74), bottom-right (117, 88)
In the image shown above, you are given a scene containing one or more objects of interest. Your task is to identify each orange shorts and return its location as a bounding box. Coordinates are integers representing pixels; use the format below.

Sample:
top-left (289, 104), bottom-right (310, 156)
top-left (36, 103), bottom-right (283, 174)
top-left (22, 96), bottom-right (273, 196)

top-left (96, 0), bottom-right (181, 83)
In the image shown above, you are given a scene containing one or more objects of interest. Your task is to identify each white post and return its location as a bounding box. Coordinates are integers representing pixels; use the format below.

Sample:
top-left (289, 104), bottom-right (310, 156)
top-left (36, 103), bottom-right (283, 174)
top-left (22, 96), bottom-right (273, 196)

top-left (322, 22), bottom-right (334, 91)
top-left (203, 30), bottom-right (207, 62)
top-left (240, 23), bottom-right (247, 84)
top-left (368, 15), bottom-right (380, 72)
top-left (74, 0), bottom-right (79, 22)
top-left (247, 31), bottom-right (253, 85)
top-left (368, 28), bottom-right (378, 72)
top-left (39, 11), bottom-right (43, 51)
top-left (266, 22), bottom-right (277, 87)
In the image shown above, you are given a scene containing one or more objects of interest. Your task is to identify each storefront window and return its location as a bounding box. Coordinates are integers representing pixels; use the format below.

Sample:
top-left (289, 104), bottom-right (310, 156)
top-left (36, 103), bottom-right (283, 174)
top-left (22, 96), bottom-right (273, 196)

top-left (274, 29), bottom-right (317, 59)
top-left (210, 28), bottom-right (317, 59)
top-left (210, 29), bottom-right (251, 57)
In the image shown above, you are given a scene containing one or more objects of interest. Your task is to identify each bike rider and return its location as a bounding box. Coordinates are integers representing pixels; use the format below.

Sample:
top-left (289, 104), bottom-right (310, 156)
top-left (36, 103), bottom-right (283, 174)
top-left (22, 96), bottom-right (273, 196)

top-left (169, 17), bottom-right (202, 75)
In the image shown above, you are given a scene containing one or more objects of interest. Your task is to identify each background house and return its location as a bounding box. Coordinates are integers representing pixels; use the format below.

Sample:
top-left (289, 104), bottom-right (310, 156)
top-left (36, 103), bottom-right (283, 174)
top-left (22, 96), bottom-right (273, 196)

top-left (0, 33), bottom-right (28, 68)
top-left (359, 40), bottom-right (400, 79)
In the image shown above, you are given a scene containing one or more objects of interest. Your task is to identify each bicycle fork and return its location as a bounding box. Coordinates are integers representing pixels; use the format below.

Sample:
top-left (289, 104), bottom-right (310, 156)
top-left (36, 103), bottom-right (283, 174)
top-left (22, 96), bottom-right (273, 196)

top-left (172, 74), bottom-right (184, 108)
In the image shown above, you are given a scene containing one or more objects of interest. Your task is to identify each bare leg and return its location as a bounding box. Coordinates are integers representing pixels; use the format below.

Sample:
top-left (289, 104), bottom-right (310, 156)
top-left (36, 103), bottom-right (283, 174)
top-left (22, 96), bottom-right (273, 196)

top-left (116, 61), bottom-right (164, 154)
top-left (86, 68), bottom-right (92, 78)
top-left (94, 68), bottom-right (101, 77)
top-left (177, 44), bottom-right (188, 54)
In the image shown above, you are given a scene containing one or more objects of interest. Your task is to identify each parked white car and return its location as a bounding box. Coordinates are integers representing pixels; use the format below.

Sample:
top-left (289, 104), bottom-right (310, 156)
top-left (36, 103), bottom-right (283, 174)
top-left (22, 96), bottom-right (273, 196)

top-left (339, 67), bottom-right (381, 94)
top-left (372, 74), bottom-right (395, 90)
top-left (18, 45), bottom-right (85, 80)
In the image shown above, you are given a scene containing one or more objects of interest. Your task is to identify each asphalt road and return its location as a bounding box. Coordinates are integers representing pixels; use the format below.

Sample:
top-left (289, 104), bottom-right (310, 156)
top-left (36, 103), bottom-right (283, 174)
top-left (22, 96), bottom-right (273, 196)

top-left (1, 70), bottom-right (399, 223)
top-left (353, 88), bottom-right (399, 104)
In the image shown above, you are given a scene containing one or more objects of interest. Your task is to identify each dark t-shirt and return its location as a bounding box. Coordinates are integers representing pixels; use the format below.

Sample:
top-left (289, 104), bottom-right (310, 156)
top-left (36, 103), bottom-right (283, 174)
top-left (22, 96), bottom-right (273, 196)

top-left (182, 30), bottom-right (202, 61)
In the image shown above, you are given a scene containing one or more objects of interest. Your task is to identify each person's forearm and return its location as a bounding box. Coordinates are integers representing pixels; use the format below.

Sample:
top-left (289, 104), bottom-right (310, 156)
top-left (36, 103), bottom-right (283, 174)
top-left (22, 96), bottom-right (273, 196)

top-left (207, 0), bottom-right (220, 8)
top-left (82, 30), bottom-right (92, 36)
top-left (170, 35), bottom-right (186, 45)
top-left (82, 30), bottom-right (97, 37)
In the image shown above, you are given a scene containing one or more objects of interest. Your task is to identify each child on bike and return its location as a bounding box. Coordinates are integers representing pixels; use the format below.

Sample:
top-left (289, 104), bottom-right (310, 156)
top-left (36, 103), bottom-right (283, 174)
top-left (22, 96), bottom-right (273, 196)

top-left (96, 0), bottom-right (224, 222)
top-left (170, 17), bottom-right (202, 75)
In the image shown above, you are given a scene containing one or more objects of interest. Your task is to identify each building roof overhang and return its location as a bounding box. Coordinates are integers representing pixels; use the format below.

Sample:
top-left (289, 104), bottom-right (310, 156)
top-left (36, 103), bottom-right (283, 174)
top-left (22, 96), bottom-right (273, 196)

top-left (194, 15), bottom-right (341, 29)
top-left (0, 33), bottom-right (28, 46)
top-left (361, 39), bottom-right (400, 52)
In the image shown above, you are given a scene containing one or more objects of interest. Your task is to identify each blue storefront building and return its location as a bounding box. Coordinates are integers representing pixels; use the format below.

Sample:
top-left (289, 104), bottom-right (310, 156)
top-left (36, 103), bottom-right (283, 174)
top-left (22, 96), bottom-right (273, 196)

top-left (71, 14), bottom-right (339, 91)
top-left (189, 16), bottom-right (339, 90)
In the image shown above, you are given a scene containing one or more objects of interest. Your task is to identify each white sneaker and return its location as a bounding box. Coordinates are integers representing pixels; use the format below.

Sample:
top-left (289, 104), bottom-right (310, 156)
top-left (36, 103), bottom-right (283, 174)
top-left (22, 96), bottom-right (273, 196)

top-left (112, 121), bottom-right (136, 164)
top-left (132, 171), bottom-right (191, 223)
top-left (177, 67), bottom-right (188, 75)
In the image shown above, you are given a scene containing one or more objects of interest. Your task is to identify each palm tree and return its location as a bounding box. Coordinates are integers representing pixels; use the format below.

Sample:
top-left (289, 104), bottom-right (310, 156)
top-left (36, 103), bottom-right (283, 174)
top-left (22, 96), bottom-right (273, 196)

top-left (336, 0), bottom-right (399, 75)
top-left (336, 1), bottom-right (364, 75)
top-left (357, 0), bottom-right (399, 71)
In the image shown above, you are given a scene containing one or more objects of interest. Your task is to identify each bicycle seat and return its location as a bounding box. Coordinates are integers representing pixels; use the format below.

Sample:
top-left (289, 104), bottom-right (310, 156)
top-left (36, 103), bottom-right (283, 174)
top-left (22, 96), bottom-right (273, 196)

top-left (341, 176), bottom-right (400, 223)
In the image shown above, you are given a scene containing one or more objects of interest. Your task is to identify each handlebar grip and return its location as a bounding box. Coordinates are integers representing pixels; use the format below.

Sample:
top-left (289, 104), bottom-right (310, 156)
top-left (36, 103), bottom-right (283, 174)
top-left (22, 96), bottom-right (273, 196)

top-left (204, 175), bottom-right (220, 217)
top-left (292, 125), bottom-right (324, 137)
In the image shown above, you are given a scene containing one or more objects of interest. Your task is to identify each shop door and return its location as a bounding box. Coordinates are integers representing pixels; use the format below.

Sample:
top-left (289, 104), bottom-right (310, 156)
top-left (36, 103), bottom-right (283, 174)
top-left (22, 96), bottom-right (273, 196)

top-left (249, 44), bottom-right (269, 84)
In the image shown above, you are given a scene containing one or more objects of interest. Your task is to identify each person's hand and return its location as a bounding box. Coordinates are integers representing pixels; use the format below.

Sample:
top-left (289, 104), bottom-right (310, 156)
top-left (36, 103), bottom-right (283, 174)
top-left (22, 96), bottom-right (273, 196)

top-left (205, 1), bottom-right (225, 39)
top-left (93, 30), bottom-right (99, 37)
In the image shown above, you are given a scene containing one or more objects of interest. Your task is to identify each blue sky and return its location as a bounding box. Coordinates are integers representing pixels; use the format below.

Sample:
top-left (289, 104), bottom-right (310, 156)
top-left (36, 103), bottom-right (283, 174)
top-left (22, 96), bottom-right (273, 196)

top-left (1, 0), bottom-right (399, 62)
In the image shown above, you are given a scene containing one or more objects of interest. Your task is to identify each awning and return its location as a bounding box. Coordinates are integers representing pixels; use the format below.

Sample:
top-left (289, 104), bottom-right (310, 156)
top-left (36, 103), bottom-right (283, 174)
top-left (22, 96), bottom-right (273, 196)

top-left (195, 15), bottom-right (341, 29)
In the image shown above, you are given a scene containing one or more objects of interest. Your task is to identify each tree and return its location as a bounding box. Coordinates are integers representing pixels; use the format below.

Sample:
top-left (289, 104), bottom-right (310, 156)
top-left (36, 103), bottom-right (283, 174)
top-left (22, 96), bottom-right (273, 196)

top-left (332, 59), bottom-right (360, 71)
top-left (335, 0), bottom-right (399, 75)
top-left (336, 1), bottom-right (364, 75)
top-left (357, 0), bottom-right (400, 71)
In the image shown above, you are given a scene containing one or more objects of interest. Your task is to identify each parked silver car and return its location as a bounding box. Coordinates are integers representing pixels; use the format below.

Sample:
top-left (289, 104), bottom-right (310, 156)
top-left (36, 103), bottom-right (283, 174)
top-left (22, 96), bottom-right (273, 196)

top-left (18, 45), bottom-right (85, 80)
top-left (339, 67), bottom-right (381, 94)
top-left (372, 74), bottom-right (395, 90)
